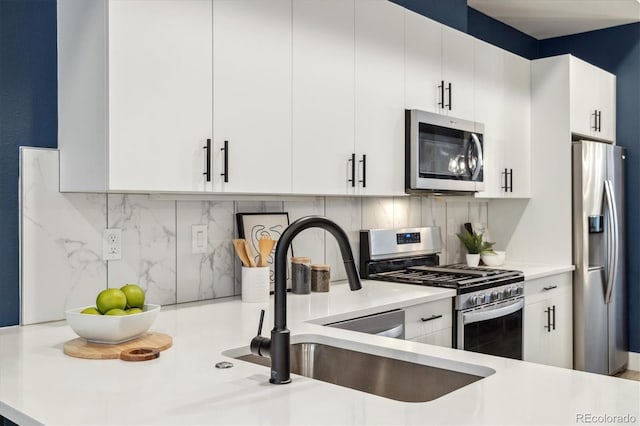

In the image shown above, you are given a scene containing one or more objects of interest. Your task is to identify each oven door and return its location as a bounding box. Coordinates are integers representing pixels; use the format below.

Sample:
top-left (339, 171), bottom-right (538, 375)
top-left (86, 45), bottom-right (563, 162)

top-left (457, 297), bottom-right (523, 360)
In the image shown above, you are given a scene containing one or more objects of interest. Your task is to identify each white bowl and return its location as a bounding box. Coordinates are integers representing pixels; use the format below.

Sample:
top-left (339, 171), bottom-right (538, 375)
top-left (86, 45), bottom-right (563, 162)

top-left (65, 304), bottom-right (160, 344)
top-left (481, 251), bottom-right (506, 267)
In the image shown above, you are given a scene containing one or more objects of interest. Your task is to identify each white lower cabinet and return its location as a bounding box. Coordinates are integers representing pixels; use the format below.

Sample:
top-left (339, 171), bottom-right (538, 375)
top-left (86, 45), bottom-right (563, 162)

top-left (523, 273), bottom-right (573, 368)
top-left (404, 298), bottom-right (453, 348)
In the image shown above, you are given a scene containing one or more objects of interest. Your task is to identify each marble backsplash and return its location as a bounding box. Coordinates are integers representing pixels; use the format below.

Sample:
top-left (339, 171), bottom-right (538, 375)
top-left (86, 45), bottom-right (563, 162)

top-left (19, 148), bottom-right (488, 325)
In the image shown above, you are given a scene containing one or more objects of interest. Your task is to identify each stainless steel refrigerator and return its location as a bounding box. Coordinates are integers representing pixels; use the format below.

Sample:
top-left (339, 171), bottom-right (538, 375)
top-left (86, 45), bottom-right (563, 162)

top-left (572, 140), bottom-right (627, 375)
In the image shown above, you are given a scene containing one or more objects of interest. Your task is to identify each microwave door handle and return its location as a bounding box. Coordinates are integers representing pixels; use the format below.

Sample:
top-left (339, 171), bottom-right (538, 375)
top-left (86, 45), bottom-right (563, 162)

top-left (469, 133), bottom-right (483, 181)
top-left (463, 298), bottom-right (524, 325)
top-left (604, 180), bottom-right (619, 304)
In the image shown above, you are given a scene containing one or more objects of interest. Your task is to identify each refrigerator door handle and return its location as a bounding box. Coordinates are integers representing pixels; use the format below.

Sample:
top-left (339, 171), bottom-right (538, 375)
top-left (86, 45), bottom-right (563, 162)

top-left (604, 180), bottom-right (619, 304)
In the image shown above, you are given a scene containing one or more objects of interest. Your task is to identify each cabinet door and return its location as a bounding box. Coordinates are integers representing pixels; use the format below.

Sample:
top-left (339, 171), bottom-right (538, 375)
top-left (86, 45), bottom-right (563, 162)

top-left (108, 0), bottom-right (213, 192)
top-left (570, 57), bottom-right (599, 137)
top-left (442, 27), bottom-right (475, 121)
top-left (404, 298), bottom-right (453, 340)
top-left (292, 0), bottom-right (355, 195)
top-left (597, 71), bottom-right (616, 142)
top-left (546, 285), bottom-right (573, 369)
top-left (502, 52), bottom-right (531, 198)
top-left (213, 0), bottom-right (292, 193)
top-left (524, 273), bottom-right (573, 368)
top-left (404, 10), bottom-right (442, 113)
top-left (523, 298), bottom-right (553, 364)
top-left (474, 40), bottom-right (505, 198)
top-left (354, 0), bottom-right (405, 196)
top-left (408, 328), bottom-right (452, 348)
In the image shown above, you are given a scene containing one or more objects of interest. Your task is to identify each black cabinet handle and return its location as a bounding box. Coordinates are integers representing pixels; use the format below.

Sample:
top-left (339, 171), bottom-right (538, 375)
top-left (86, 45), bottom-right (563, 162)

top-left (545, 307), bottom-right (552, 332)
top-left (421, 314), bottom-right (443, 322)
top-left (220, 140), bottom-right (229, 183)
top-left (597, 110), bottom-right (602, 132)
top-left (509, 168), bottom-right (513, 193)
top-left (348, 153), bottom-right (356, 187)
top-left (446, 82), bottom-right (452, 110)
top-left (359, 154), bottom-right (367, 188)
top-left (543, 285), bottom-right (557, 291)
top-left (203, 138), bottom-right (211, 182)
top-left (592, 110), bottom-right (599, 131)
top-left (438, 80), bottom-right (445, 108)
top-left (502, 168), bottom-right (509, 192)
top-left (552, 305), bottom-right (556, 331)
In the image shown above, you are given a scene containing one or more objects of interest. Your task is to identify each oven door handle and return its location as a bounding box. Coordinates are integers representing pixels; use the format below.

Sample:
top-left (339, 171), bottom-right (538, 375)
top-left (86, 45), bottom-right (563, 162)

top-left (463, 298), bottom-right (524, 325)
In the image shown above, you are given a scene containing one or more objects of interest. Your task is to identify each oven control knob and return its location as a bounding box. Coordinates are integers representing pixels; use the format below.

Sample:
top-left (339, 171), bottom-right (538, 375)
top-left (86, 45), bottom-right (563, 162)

top-left (491, 290), bottom-right (500, 301)
top-left (503, 288), bottom-right (512, 298)
top-left (470, 295), bottom-right (479, 307)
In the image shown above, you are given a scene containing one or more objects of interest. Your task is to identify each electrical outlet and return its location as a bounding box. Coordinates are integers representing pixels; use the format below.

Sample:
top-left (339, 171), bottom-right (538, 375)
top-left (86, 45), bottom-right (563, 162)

top-left (192, 224), bottom-right (208, 254)
top-left (103, 228), bottom-right (122, 261)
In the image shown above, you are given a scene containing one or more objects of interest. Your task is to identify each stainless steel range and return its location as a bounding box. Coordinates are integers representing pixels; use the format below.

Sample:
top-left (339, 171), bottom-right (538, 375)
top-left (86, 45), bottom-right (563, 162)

top-left (360, 227), bottom-right (524, 360)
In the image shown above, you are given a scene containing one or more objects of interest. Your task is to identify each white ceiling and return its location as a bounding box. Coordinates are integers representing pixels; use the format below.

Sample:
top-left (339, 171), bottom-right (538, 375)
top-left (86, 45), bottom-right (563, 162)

top-left (467, 0), bottom-right (640, 40)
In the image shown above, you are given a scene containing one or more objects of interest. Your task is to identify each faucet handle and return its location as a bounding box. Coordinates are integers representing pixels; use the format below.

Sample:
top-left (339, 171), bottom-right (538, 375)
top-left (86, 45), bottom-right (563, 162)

top-left (250, 309), bottom-right (271, 358)
top-left (257, 309), bottom-right (265, 336)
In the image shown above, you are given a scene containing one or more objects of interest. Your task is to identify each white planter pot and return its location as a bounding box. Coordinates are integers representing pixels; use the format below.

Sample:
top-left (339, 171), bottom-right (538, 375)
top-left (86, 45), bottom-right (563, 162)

top-left (466, 254), bottom-right (480, 267)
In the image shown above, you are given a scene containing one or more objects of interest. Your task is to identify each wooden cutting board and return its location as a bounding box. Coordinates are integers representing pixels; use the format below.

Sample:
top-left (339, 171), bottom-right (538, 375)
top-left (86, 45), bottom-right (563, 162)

top-left (63, 332), bottom-right (172, 360)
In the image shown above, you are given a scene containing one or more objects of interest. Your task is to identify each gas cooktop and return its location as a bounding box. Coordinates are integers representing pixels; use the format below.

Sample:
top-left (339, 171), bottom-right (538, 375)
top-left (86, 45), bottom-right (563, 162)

top-left (369, 264), bottom-right (523, 294)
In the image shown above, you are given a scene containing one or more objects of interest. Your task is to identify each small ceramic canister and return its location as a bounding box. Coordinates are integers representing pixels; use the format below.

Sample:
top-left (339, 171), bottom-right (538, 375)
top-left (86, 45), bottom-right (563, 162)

top-left (241, 266), bottom-right (270, 303)
top-left (311, 264), bottom-right (330, 292)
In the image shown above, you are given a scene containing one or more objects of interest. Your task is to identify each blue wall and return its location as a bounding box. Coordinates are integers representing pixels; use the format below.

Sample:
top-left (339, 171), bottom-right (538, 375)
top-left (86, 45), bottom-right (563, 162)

top-left (390, 0), bottom-right (468, 33)
top-left (538, 23), bottom-right (640, 352)
top-left (0, 0), bottom-right (57, 326)
top-left (467, 8), bottom-right (538, 59)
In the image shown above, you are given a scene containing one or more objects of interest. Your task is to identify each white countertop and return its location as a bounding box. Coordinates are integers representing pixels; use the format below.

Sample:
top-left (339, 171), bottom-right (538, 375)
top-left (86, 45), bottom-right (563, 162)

top-left (1, 280), bottom-right (637, 426)
top-left (500, 262), bottom-right (575, 280)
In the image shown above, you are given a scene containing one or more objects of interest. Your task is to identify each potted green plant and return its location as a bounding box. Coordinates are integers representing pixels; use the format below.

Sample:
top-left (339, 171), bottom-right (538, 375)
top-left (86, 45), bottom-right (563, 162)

top-left (456, 229), bottom-right (495, 267)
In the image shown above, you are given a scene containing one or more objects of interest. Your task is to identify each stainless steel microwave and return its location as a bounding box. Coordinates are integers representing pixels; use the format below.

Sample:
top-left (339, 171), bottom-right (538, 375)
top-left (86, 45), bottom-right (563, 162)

top-left (405, 109), bottom-right (484, 193)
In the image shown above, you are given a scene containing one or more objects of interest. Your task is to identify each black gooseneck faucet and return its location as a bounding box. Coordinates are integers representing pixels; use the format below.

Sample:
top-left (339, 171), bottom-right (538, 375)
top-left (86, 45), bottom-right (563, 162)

top-left (249, 215), bottom-right (362, 384)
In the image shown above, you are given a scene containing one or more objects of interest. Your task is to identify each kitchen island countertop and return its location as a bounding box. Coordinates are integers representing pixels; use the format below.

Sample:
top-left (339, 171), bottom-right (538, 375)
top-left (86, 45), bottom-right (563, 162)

top-left (1, 280), bottom-right (637, 425)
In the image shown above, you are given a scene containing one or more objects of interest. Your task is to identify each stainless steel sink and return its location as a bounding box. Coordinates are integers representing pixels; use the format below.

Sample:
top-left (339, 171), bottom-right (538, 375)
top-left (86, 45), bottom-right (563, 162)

top-left (234, 341), bottom-right (491, 402)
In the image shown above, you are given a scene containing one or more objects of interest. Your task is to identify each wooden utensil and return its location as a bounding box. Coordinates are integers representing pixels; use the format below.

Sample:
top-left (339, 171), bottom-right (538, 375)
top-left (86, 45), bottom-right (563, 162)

top-left (244, 240), bottom-right (257, 267)
top-left (233, 239), bottom-right (250, 267)
top-left (258, 235), bottom-right (276, 267)
top-left (63, 332), bottom-right (172, 360)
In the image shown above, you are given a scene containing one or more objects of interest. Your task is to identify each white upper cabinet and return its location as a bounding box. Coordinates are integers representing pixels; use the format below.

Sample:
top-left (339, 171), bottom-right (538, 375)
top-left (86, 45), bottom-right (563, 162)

top-left (502, 51), bottom-right (531, 198)
top-left (58, 0), bottom-right (213, 192)
top-left (291, 0), bottom-right (355, 195)
top-left (570, 56), bottom-right (616, 141)
top-left (441, 27), bottom-right (475, 121)
top-left (59, 0), bottom-right (535, 197)
top-left (404, 11), bottom-right (475, 121)
top-left (212, 0), bottom-right (292, 194)
top-left (474, 39), bottom-right (505, 199)
top-left (474, 40), bottom-right (531, 198)
top-left (354, 0), bottom-right (405, 196)
top-left (404, 11), bottom-right (442, 114)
